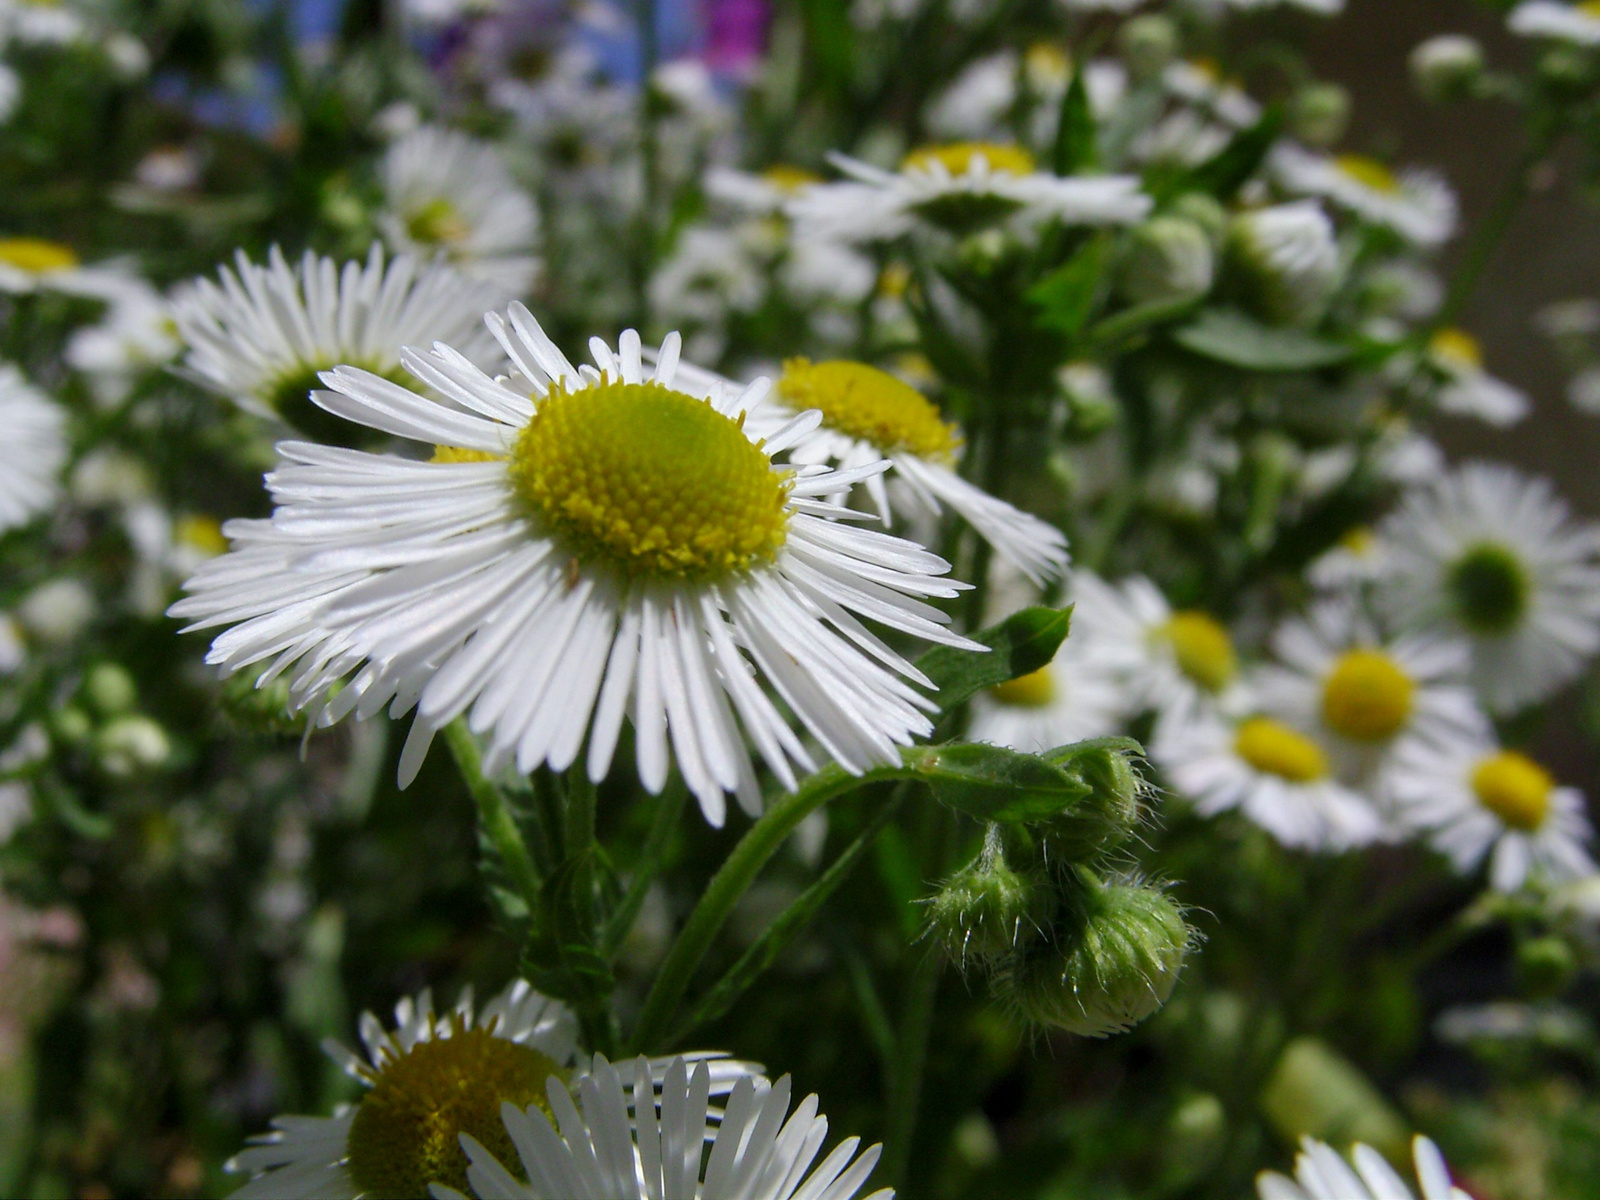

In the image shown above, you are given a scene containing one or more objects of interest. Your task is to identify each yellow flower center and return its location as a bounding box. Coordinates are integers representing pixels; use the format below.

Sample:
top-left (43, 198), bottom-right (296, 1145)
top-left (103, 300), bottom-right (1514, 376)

top-left (1471, 751), bottom-right (1553, 832)
top-left (1581, 0), bottom-right (1600, 16)
top-left (1156, 611), bottom-right (1237, 694)
top-left (1338, 526), bottom-right (1376, 556)
top-left (432, 445), bottom-right (503, 464)
top-left (1025, 43), bottom-right (1071, 87)
top-left (761, 165), bottom-right (822, 193)
top-left (878, 263), bottom-right (912, 300)
top-left (0, 238), bottom-right (79, 274)
top-left (1320, 649), bottom-right (1414, 743)
top-left (175, 515), bottom-right (228, 557)
top-left (406, 197), bottom-right (471, 246)
top-left (778, 359), bottom-right (960, 459)
top-left (1448, 541), bottom-right (1529, 636)
top-left (1336, 155), bottom-right (1402, 194)
top-left (989, 665), bottom-right (1055, 708)
top-left (901, 143), bottom-right (1037, 177)
top-left (1234, 717), bottom-right (1329, 783)
top-left (345, 1022), bottom-right (562, 1199)
top-left (509, 379), bottom-right (790, 580)
top-left (1429, 327), bottom-right (1483, 372)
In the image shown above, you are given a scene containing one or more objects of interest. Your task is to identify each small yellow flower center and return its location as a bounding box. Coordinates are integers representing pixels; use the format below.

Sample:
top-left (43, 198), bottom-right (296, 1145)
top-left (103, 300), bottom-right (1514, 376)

top-left (1234, 717), bottom-right (1329, 783)
top-left (778, 359), bottom-right (960, 460)
top-left (0, 238), bottom-right (79, 274)
top-left (175, 515), bottom-right (228, 557)
top-left (406, 197), bottom-right (471, 246)
top-left (1156, 611), bottom-right (1237, 693)
top-left (432, 445), bottom-right (503, 464)
top-left (1581, 0), bottom-right (1600, 17)
top-left (345, 1023), bottom-right (562, 1199)
top-left (901, 143), bottom-right (1037, 177)
top-left (1190, 58), bottom-right (1222, 83)
top-left (1320, 649), bottom-right (1414, 743)
top-left (1336, 155), bottom-right (1402, 194)
top-left (762, 165), bottom-right (822, 193)
top-left (878, 264), bottom-right (912, 299)
top-left (1430, 327), bottom-right (1483, 372)
top-left (1025, 43), bottom-right (1071, 87)
top-left (1471, 751), bottom-right (1553, 832)
top-left (1339, 526), bottom-right (1376, 556)
top-left (509, 379), bottom-right (790, 580)
top-left (989, 665), bottom-right (1055, 708)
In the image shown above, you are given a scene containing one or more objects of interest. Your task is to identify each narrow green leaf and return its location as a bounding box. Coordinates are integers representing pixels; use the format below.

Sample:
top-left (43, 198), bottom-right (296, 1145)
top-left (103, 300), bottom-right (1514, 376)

top-left (1183, 106), bottom-right (1285, 201)
top-left (906, 743), bottom-right (1092, 824)
top-left (1174, 308), bottom-right (1351, 371)
top-left (916, 605), bottom-right (1072, 713)
top-left (1052, 68), bottom-right (1097, 175)
top-left (1027, 238), bottom-right (1108, 337)
top-left (1084, 294), bottom-right (1204, 354)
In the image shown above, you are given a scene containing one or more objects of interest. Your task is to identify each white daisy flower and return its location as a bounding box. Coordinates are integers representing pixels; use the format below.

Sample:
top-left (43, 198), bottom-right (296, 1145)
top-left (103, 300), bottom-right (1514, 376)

top-left (0, 0), bottom-right (87, 46)
top-left (1425, 328), bottom-right (1529, 426)
top-left (1509, 1), bottom-right (1600, 44)
top-left (1071, 571), bottom-right (1246, 719)
top-left (227, 979), bottom-right (758, 1200)
top-left (170, 307), bottom-right (978, 825)
top-left (0, 236), bottom-right (140, 301)
top-left (1375, 462), bottom-right (1600, 715)
top-left (967, 633), bottom-right (1127, 754)
top-left (0, 363), bottom-right (66, 534)
top-left (435, 1053), bottom-right (890, 1200)
top-left (65, 282), bottom-right (180, 404)
top-left (171, 244), bottom-right (505, 432)
top-left (1153, 705), bottom-right (1385, 851)
top-left (1221, 0), bottom-right (1343, 13)
top-left (1307, 527), bottom-right (1390, 592)
top-left (1162, 59), bottom-right (1262, 130)
top-left (1270, 144), bottom-right (1458, 248)
top-left (674, 357), bottom-right (1069, 585)
top-left (379, 126), bottom-right (541, 294)
top-left (704, 164), bottom-right (825, 217)
top-left (1258, 1135), bottom-right (1471, 1200)
top-left (1390, 737), bottom-right (1596, 892)
top-left (787, 144), bottom-right (1150, 245)
top-left (1252, 600), bottom-right (1488, 790)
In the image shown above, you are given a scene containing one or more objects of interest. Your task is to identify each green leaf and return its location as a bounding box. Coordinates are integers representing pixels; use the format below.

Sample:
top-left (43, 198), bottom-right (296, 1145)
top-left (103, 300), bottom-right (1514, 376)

top-left (1174, 308), bottom-right (1351, 371)
top-left (907, 743), bottom-right (1092, 824)
top-left (916, 605), bottom-right (1072, 713)
top-left (1052, 68), bottom-right (1097, 175)
top-left (1183, 106), bottom-right (1285, 201)
top-left (1085, 294), bottom-right (1204, 354)
top-left (1027, 239), bottom-right (1109, 338)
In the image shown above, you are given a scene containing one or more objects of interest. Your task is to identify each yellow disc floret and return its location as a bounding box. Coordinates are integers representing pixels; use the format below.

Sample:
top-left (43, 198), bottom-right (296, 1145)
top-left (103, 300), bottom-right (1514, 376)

top-left (406, 198), bottom-right (470, 246)
top-left (432, 445), bottom-right (504, 464)
top-left (990, 665), bottom-right (1056, 708)
top-left (1581, 0), bottom-right (1600, 16)
top-left (510, 379), bottom-right (789, 580)
top-left (0, 237), bottom-right (79, 274)
top-left (345, 1021), bottom-right (562, 1199)
top-left (175, 515), bottom-right (228, 558)
top-left (762, 165), bottom-right (822, 193)
top-left (1320, 649), bottom-right (1414, 743)
top-left (779, 359), bottom-right (959, 460)
top-left (1336, 155), bottom-right (1402, 194)
top-left (1234, 717), bottom-right (1329, 783)
top-left (1156, 611), bottom-right (1237, 694)
top-left (902, 143), bottom-right (1037, 177)
top-left (1429, 327), bottom-right (1483, 372)
top-left (1471, 750), bottom-right (1553, 832)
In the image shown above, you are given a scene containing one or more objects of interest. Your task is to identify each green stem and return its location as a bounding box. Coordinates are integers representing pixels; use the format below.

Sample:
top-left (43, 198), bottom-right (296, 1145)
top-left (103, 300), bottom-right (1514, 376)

top-left (602, 781), bottom-right (688, 955)
top-left (1081, 479), bottom-right (1137, 574)
top-left (883, 951), bottom-right (942, 1190)
top-left (626, 763), bottom-right (906, 1055)
top-left (444, 719), bottom-right (541, 914)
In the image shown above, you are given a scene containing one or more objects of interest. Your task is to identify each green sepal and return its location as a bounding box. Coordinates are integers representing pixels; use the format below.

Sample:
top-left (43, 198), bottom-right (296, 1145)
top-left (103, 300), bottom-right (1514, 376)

top-left (915, 605), bottom-right (1072, 713)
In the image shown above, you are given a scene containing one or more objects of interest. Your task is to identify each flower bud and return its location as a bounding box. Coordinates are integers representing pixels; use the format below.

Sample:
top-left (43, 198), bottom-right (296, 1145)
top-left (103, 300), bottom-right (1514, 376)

top-left (49, 706), bottom-right (93, 748)
top-left (219, 669), bottom-right (306, 736)
top-left (1004, 876), bottom-right (1190, 1036)
top-left (1168, 193), bottom-right (1228, 247)
top-left (1259, 1037), bottom-right (1408, 1162)
top-left (1118, 15), bottom-right (1178, 83)
top-left (1539, 45), bottom-right (1595, 96)
top-left (1289, 83), bottom-right (1350, 149)
top-left (1056, 362), bottom-right (1118, 437)
top-left (1409, 35), bottom-right (1484, 103)
top-left (1119, 217), bottom-right (1215, 306)
top-left (926, 830), bottom-right (1043, 969)
top-left (95, 715), bottom-right (172, 777)
top-left (1516, 934), bottom-right (1576, 999)
top-left (1040, 738), bottom-right (1147, 859)
top-left (83, 662), bottom-right (137, 718)
top-left (18, 579), bottom-right (95, 647)
top-left (1228, 202), bottom-right (1343, 326)
top-left (1160, 1093), bottom-right (1226, 1185)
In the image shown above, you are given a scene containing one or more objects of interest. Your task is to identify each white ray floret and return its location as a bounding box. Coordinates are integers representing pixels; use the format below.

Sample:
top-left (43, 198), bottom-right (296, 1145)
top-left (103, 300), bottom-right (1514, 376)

top-left (0, 363), bottom-right (67, 534)
top-left (1258, 1135), bottom-right (1471, 1200)
top-left (435, 1054), bottom-right (892, 1200)
top-left (1270, 143), bottom-right (1458, 248)
top-left (1508, 1), bottom-right (1600, 45)
top-left (170, 306), bottom-right (979, 825)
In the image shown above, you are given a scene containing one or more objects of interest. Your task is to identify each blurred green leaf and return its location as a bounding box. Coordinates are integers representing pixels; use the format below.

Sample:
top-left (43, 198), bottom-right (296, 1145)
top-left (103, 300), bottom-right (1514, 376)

top-left (1053, 68), bottom-right (1097, 175)
top-left (1175, 308), bottom-right (1350, 370)
top-left (916, 606), bottom-right (1072, 713)
top-left (1028, 239), bottom-right (1109, 338)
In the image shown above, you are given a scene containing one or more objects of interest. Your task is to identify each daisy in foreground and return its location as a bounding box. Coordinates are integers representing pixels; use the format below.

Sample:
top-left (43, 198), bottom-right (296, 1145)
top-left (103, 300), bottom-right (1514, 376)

top-left (1258, 1135), bottom-right (1471, 1200)
top-left (672, 357), bottom-right (1069, 584)
top-left (170, 306), bottom-right (978, 824)
top-left (172, 244), bottom-right (504, 435)
top-left (0, 363), bottom-right (66, 534)
top-left (228, 980), bottom-right (757, 1199)
top-left (787, 143), bottom-right (1150, 244)
top-left (1375, 462), bottom-right (1600, 715)
top-left (1389, 736), bottom-right (1596, 892)
top-left (432, 1054), bottom-right (890, 1200)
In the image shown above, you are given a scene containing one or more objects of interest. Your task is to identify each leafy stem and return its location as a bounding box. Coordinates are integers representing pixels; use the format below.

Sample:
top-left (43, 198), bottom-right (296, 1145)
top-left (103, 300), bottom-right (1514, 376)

top-left (444, 718), bottom-right (541, 916)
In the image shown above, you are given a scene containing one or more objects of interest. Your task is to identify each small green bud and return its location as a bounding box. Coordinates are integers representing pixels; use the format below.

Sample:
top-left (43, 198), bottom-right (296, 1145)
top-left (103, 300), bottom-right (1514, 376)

top-left (1259, 1037), bottom-right (1409, 1162)
top-left (1119, 217), bottom-right (1214, 306)
top-left (1168, 193), bottom-right (1228, 247)
top-left (49, 706), bottom-right (94, 748)
top-left (219, 669), bottom-right (306, 736)
top-left (1409, 35), bottom-right (1483, 103)
top-left (94, 715), bottom-right (172, 777)
top-left (1228, 202), bottom-right (1343, 326)
top-left (82, 662), bottom-right (137, 718)
top-left (1539, 45), bottom-right (1594, 96)
top-left (1516, 935), bottom-right (1576, 999)
top-left (1289, 83), bottom-right (1350, 149)
top-left (1161, 1093), bottom-right (1226, 1185)
top-left (1004, 877), bottom-right (1190, 1037)
top-left (1117, 15), bottom-right (1178, 83)
top-left (926, 829), bottom-right (1042, 969)
top-left (1041, 738), bottom-right (1147, 858)
top-left (956, 228), bottom-right (1010, 275)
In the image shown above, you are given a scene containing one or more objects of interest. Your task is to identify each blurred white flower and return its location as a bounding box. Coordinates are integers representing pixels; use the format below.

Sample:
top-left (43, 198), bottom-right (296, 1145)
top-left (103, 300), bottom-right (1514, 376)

top-left (1271, 144), bottom-right (1458, 248)
top-left (1425, 328), bottom-right (1529, 426)
top-left (1509, 0), bottom-right (1600, 44)
top-left (0, 364), bottom-right (66, 534)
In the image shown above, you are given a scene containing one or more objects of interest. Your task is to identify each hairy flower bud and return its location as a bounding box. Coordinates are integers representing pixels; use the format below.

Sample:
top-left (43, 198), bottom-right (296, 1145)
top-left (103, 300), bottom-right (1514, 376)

top-left (1289, 83), bottom-right (1350, 148)
top-left (1117, 15), bottom-right (1178, 83)
top-left (1410, 35), bottom-right (1484, 103)
top-left (1004, 875), bottom-right (1190, 1036)
top-left (1119, 217), bottom-right (1215, 306)
top-left (1041, 738), bottom-right (1148, 859)
top-left (1228, 202), bottom-right (1343, 326)
top-left (926, 828), bottom-right (1042, 968)
top-left (219, 669), bottom-right (306, 736)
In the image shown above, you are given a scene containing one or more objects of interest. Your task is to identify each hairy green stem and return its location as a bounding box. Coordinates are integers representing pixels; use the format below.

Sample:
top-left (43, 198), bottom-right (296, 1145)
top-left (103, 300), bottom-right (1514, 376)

top-left (445, 719), bottom-right (541, 914)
